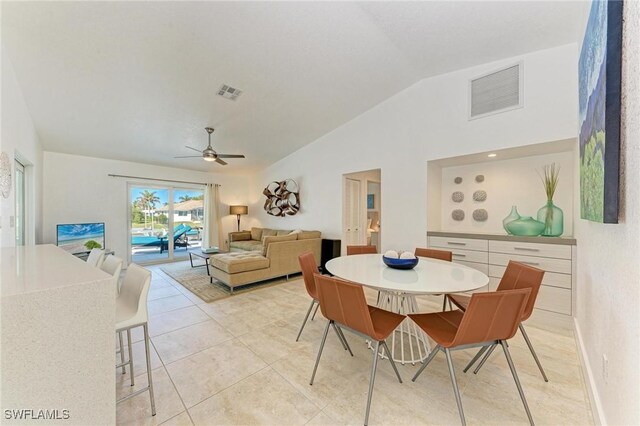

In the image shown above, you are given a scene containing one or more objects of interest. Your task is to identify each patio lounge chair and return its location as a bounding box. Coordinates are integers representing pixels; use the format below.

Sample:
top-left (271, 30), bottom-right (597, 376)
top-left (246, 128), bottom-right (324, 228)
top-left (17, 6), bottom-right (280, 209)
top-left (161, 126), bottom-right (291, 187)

top-left (131, 224), bottom-right (192, 253)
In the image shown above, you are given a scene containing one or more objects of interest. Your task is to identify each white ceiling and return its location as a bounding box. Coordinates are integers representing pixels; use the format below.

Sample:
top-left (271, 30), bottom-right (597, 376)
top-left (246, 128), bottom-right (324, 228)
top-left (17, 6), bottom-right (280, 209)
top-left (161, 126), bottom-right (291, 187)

top-left (2, 1), bottom-right (586, 173)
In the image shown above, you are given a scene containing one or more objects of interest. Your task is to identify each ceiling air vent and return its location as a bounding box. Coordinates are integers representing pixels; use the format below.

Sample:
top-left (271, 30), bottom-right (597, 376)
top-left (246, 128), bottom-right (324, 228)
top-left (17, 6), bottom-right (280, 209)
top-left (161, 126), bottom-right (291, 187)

top-left (469, 63), bottom-right (522, 119)
top-left (217, 84), bottom-right (243, 101)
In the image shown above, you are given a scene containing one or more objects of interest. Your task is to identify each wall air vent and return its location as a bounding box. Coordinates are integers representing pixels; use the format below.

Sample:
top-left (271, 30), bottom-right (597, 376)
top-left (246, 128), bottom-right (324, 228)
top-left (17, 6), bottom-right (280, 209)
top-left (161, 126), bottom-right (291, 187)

top-left (217, 84), bottom-right (243, 101)
top-left (469, 63), bottom-right (523, 119)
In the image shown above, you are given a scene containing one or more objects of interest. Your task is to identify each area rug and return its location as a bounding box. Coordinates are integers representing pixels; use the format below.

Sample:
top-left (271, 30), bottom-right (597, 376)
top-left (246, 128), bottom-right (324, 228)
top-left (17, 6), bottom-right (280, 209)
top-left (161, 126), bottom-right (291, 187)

top-left (160, 261), bottom-right (298, 303)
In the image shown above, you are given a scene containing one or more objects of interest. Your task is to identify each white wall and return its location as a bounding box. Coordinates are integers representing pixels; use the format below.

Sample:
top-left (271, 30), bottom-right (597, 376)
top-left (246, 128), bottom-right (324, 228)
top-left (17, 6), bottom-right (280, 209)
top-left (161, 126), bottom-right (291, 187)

top-left (251, 43), bottom-right (578, 251)
top-left (439, 151), bottom-right (575, 235)
top-left (42, 152), bottom-right (251, 264)
top-left (0, 47), bottom-right (43, 247)
top-left (574, 1), bottom-right (640, 424)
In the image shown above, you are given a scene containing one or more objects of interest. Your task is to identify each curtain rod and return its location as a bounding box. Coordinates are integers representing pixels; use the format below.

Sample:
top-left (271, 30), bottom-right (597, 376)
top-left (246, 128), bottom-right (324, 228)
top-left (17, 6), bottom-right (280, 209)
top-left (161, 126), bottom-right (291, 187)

top-left (107, 174), bottom-right (220, 187)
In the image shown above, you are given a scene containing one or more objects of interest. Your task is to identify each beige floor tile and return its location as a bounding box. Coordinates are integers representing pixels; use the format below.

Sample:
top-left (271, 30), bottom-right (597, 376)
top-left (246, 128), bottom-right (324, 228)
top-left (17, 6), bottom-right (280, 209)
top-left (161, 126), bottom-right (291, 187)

top-left (152, 320), bottom-right (234, 364)
top-left (188, 367), bottom-right (320, 425)
top-left (305, 410), bottom-right (340, 425)
top-left (159, 411), bottom-right (193, 426)
top-left (148, 305), bottom-right (210, 337)
top-left (238, 317), bottom-right (322, 365)
top-left (116, 367), bottom-right (185, 426)
top-left (148, 285), bottom-right (183, 301)
top-left (165, 338), bottom-right (267, 408)
top-left (148, 294), bottom-right (195, 317)
top-left (150, 278), bottom-right (175, 290)
top-left (116, 338), bottom-right (163, 384)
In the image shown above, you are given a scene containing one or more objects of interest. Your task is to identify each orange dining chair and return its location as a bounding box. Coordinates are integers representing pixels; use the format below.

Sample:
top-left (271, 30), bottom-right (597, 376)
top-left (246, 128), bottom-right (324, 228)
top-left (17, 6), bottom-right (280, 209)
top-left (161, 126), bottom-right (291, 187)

top-left (311, 274), bottom-right (405, 426)
top-left (447, 261), bottom-right (548, 381)
top-left (295, 253), bottom-right (352, 355)
top-left (415, 247), bottom-right (454, 310)
top-left (409, 289), bottom-right (534, 426)
top-left (346, 245), bottom-right (377, 255)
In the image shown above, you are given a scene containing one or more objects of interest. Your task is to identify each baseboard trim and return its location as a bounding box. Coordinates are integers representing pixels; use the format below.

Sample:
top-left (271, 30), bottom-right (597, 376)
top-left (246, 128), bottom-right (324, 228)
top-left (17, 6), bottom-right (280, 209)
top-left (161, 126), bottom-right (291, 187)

top-left (573, 318), bottom-right (606, 425)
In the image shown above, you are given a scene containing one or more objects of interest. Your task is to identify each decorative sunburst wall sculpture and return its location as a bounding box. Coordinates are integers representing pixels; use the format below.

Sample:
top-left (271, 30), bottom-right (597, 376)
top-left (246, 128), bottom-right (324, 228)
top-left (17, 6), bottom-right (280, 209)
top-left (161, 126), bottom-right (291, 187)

top-left (263, 179), bottom-right (300, 216)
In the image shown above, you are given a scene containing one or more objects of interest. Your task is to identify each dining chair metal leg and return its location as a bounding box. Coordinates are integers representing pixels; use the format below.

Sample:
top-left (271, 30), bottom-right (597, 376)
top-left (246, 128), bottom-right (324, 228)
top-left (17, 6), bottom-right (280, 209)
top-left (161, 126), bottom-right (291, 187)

top-left (118, 331), bottom-right (126, 374)
top-left (463, 345), bottom-right (489, 373)
top-left (332, 323), bottom-right (353, 356)
top-left (296, 299), bottom-right (316, 342)
top-left (473, 343), bottom-right (497, 374)
top-left (444, 348), bottom-right (466, 426)
top-left (364, 340), bottom-right (381, 426)
top-left (126, 328), bottom-right (134, 386)
top-left (381, 341), bottom-right (402, 383)
top-left (143, 323), bottom-right (156, 416)
top-left (310, 320), bottom-right (331, 385)
top-left (442, 295), bottom-right (448, 311)
top-left (519, 324), bottom-right (549, 382)
top-left (500, 340), bottom-right (534, 425)
top-left (311, 303), bottom-right (320, 321)
top-left (412, 345), bottom-right (441, 382)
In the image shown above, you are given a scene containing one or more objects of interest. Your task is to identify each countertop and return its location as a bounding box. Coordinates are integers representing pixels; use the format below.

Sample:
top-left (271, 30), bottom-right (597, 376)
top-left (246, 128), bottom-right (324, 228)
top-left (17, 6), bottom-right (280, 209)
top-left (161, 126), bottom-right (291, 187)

top-left (1, 244), bottom-right (112, 297)
top-left (427, 231), bottom-right (577, 246)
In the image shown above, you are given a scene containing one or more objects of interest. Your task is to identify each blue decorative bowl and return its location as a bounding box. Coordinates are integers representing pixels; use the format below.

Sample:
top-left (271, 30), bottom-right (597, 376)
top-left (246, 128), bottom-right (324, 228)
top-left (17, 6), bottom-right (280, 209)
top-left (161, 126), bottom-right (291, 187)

top-left (382, 255), bottom-right (419, 270)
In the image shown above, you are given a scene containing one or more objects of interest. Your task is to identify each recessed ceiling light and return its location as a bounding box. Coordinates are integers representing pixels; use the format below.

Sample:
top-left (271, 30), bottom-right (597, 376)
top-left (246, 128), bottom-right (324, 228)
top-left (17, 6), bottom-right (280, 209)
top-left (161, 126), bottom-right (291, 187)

top-left (487, 153), bottom-right (497, 158)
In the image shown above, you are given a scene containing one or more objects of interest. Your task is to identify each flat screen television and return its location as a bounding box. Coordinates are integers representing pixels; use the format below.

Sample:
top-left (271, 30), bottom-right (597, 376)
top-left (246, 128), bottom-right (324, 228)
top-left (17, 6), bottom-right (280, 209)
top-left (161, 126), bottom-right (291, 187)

top-left (56, 223), bottom-right (105, 255)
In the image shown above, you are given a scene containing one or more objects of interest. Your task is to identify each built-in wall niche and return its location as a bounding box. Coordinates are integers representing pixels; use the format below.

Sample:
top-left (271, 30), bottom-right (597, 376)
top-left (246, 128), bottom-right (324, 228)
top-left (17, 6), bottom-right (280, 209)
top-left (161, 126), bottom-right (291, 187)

top-left (427, 139), bottom-right (576, 237)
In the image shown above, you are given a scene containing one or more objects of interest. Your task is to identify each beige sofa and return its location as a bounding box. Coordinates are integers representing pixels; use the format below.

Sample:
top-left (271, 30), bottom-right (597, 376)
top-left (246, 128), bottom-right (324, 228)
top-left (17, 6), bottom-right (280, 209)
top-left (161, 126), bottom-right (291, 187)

top-left (208, 227), bottom-right (321, 292)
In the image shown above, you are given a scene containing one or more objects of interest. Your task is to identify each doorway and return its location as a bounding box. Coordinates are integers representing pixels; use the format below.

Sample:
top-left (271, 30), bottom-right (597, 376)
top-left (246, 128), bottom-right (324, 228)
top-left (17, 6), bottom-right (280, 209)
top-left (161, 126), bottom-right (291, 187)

top-left (342, 169), bottom-right (381, 254)
top-left (14, 159), bottom-right (25, 246)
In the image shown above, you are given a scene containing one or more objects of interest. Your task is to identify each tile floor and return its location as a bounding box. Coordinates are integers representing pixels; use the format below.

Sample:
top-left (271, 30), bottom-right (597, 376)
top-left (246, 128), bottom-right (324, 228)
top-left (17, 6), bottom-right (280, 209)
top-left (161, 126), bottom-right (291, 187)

top-left (116, 262), bottom-right (594, 425)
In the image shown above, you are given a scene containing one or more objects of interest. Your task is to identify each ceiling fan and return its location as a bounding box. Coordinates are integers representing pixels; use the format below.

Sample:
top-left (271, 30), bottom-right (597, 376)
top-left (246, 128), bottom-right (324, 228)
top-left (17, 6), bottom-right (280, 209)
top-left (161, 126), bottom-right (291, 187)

top-left (174, 127), bottom-right (245, 165)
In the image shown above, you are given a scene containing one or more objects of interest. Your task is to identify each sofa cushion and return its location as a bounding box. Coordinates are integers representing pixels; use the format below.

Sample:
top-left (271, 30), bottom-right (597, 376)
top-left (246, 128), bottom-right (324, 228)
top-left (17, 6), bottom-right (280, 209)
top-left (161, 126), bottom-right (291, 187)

top-left (297, 230), bottom-right (321, 240)
top-left (262, 229), bottom-right (278, 238)
top-left (230, 240), bottom-right (263, 252)
top-left (262, 234), bottom-right (298, 255)
top-left (231, 231), bottom-right (251, 242)
top-left (210, 251), bottom-right (269, 274)
top-left (250, 227), bottom-right (263, 242)
top-left (276, 230), bottom-right (293, 236)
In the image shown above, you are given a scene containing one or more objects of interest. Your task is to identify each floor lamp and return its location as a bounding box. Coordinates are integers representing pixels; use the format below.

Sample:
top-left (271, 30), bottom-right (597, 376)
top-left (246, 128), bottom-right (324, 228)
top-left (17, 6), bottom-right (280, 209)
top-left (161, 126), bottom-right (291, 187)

top-left (230, 205), bottom-right (248, 232)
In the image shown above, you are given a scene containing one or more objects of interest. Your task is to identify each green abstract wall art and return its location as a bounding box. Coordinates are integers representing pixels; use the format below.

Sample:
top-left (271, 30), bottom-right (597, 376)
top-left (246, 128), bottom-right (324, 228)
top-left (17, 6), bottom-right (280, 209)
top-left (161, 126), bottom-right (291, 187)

top-left (578, 0), bottom-right (623, 223)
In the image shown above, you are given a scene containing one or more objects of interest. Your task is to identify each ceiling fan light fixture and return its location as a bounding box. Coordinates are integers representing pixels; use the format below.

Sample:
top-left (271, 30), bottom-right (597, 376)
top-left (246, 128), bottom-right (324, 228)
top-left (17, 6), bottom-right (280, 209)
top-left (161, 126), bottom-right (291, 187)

top-left (203, 156), bottom-right (216, 162)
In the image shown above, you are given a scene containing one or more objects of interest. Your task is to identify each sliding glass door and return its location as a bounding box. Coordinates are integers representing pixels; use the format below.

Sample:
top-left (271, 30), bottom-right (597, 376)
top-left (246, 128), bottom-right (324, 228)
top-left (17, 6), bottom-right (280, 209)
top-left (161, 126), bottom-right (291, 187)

top-left (129, 184), bottom-right (205, 264)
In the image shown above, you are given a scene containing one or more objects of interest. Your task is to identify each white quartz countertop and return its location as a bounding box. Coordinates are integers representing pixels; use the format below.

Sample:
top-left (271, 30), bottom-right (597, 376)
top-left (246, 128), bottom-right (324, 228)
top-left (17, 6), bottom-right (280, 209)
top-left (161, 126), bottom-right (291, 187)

top-left (1, 244), bottom-right (112, 298)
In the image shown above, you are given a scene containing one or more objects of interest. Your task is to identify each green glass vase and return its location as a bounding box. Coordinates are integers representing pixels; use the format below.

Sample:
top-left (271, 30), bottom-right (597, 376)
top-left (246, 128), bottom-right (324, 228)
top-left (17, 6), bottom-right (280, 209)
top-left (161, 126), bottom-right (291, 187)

top-left (505, 216), bottom-right (545, 237)
top-left (502, 206), bottom-right (521, 235)
top-left (537, 200), bottom-right (564, 237)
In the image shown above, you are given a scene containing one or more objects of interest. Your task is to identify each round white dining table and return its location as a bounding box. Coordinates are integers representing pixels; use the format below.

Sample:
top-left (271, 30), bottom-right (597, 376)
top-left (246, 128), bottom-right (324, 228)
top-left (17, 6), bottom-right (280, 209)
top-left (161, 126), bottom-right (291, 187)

top-left (325, 254), bottom-right (489, 364)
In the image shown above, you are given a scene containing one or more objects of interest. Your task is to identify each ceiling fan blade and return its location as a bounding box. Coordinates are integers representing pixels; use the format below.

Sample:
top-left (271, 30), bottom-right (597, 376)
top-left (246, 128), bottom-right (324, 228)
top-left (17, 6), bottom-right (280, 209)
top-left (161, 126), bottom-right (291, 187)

top-left (214, 158), bottom-right (228, 165)
top-left (216, 154), bottom-right (246, 159)
top-left (174, 155), bottom-right (202, 159)
top-left (185, 146), bottom-right (203, 153)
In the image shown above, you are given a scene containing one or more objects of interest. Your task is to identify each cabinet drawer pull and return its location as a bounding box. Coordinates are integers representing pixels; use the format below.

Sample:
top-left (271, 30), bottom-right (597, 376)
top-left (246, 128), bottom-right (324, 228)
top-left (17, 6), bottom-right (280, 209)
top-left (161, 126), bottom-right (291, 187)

top-left (447, 242), bottom-right (466, 246)
top-left (514, 247), bottom-right (540, 252)
top-left (453, 253), bottom-right (466, 258)
top-left (521, 261), bottom-right (540, 266)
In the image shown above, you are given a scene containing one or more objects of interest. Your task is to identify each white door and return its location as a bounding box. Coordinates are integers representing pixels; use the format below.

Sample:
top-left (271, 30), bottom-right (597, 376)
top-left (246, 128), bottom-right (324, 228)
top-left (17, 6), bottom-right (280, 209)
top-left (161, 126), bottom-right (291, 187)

top-left (344, 178), bottom-right (361, 246)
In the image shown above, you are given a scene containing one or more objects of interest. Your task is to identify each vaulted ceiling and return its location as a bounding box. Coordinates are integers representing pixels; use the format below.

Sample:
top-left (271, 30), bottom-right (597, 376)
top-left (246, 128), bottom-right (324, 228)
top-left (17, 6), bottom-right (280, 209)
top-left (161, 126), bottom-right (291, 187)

top-left (2, 1), bottom-right (586, 173)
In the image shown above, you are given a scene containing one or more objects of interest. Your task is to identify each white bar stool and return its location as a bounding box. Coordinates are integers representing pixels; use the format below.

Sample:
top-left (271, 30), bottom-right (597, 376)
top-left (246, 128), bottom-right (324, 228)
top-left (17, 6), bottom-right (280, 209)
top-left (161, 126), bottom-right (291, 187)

top-left (101, 255), bottom-right (126, 373)
top-left (115, 263), bottom-right (155, 416)
top-left (86, 248), bottom-right (106, 268)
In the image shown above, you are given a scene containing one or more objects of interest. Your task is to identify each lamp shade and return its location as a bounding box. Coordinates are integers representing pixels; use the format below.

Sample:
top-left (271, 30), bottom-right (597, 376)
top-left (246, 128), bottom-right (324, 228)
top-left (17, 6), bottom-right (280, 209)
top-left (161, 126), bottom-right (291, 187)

top-left (229, 205), bottom-right (248, 215)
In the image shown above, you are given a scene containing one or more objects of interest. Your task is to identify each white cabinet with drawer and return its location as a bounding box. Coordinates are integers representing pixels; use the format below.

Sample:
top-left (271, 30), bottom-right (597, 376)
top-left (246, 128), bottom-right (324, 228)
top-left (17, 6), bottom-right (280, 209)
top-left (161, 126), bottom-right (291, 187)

top-left (428, 236), bottom-right (488, 252)
top-left (428, 232), bottom-right (576, 325)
